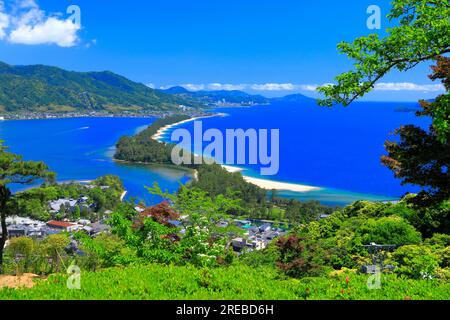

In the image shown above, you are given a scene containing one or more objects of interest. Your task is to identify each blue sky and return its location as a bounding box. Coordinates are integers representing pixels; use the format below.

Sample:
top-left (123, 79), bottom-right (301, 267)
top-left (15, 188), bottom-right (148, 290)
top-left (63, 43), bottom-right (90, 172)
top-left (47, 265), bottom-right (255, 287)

top-left (0, 0), bottom-right (445, 100)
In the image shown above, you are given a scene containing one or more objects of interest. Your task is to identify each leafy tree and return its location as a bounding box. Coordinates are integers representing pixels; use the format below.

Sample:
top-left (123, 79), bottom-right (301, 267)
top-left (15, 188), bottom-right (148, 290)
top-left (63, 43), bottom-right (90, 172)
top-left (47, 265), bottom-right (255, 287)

top-left (318, 0), bottom-right (450, 207)
top-left (6, 237), bottom-right (36, 274)
top-left (318, 0), bottom-right (450, 108)
top-left (39, 234), bottom-right (70, 274)
top-left (275, 235), bottom-right (327, 278)
top-left (357, 216), bottom-right (422, 245)
top-left (0, 142), bottom-right (54, 273)
top-left (75, 232), bottom-right (137, 271)
top-left (148, 184), bottom-right (241, 266)
top-left (382, 57), bottom-right (450, 206)
top-left (137, 201), bottom-right (180, 227)
top-left (390, 244), bottom-right (442, 279)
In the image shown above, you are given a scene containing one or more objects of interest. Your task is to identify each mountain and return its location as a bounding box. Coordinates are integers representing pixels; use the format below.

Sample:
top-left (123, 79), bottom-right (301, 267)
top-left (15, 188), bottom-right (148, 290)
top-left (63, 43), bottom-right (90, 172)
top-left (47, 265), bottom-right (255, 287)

top-left (161, 87), bottom-right (270, 106)
top-left (162, 86), bottom-right (191, 94)
top-left (0, 62), bottom-right (203, 113)
top-left (271, 93), bottom-right (315, 103)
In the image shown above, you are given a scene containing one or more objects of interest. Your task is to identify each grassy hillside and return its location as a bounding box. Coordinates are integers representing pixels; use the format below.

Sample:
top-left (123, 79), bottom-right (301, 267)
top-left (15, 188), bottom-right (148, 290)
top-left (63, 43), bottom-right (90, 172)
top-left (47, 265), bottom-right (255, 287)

top-left (0, 62), bottom-right (203, 113)
top-left (1, 264), bottom-right (448, 300)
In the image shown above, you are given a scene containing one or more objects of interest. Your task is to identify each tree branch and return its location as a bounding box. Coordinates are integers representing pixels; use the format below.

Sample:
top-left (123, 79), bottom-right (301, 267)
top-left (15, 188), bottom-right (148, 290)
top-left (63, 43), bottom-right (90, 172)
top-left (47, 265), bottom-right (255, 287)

top-left (346, 47), bottom-right (450, 105)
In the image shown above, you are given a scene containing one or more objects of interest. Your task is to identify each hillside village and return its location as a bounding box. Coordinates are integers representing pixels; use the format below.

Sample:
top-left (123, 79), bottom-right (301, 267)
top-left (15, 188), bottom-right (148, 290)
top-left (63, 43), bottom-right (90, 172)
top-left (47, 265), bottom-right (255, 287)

top-left (4, 191), bottom-right (290, 256)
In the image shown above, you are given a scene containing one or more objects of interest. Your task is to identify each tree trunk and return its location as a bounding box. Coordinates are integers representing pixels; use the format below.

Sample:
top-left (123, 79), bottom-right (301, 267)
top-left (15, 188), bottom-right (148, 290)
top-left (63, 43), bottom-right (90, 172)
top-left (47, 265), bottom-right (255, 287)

top-left (0, 186), bottom-right (11, 274)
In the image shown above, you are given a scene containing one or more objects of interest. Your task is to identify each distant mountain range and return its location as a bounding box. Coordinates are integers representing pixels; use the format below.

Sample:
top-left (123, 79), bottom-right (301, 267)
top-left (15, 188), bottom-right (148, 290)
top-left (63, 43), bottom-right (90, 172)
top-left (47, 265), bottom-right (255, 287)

top-left (0, 61), bottom-right (315, 114)
top-left (271, 93), bottom-right (316, 103)
top-left (161, 86), bottom-right (271, 106)
top-left (162, 86), bottom-right (315, 106)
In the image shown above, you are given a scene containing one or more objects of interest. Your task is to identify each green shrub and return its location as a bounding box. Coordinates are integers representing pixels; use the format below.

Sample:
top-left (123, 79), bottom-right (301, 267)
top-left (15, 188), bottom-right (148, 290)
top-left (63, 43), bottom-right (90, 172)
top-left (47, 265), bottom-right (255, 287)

top-left (1, 264), bottom-right (448, 300)
top-left (425, 233), bottom-right (450, 247)
top-left (390, 245), bottom-right (442, 279)
top-left (358, 216), bottom-right (422, 246)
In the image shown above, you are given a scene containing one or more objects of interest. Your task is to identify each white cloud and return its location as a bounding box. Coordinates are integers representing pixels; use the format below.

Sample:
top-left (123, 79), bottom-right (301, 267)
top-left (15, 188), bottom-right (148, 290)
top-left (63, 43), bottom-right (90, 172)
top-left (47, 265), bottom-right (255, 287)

top-left (181, 84), bottom-right (206, 91)
top-left (146, 83), bottom-right (156, 89)
top-left (207, 83), bottom-right (246, 91)
top-left (158, 85), bottom-right (174, 90)
top-left (9, 17), bottom-right (80, 47)
top-left (0, 1), bottom-right (9, 39)
top-left (297, 84), bottom-right (320, 92)
top-left (0, 0), bottom-right (81, 47)
top-left (250, 83), bottom-right (322, 92)
top-left (374, 82), bottom-right (445, 92)
top-left (157, 82), bottom-right (445, 94)
top-left (251, 83), bottom-right (296, 91)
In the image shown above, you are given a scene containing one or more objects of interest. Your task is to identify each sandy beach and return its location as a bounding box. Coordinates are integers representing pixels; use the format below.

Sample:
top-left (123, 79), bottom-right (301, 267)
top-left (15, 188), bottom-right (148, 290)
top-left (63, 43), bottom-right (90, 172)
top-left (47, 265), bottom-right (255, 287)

top-left (152, 114), bottom-right (226, 142)
top-left (151, 116), bottom-right (321, 194)
top-left (221, 165), bottom-right (321, 193)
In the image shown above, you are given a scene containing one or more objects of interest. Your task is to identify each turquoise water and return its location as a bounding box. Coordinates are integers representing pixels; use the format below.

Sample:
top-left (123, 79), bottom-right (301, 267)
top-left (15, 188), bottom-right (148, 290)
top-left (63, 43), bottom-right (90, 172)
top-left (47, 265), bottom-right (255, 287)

top-left (160, 100), bottom-right (429, 205)
top-left (0, 117), bottom-right (192, 205)
top-left (0, 100), bottom-right (428, 206)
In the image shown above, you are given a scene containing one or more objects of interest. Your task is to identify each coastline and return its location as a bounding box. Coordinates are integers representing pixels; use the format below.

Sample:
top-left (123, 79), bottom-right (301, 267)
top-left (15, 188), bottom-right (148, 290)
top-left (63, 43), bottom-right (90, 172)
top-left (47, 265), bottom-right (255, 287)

top-left (151, 113), bottom-right (227, 141)
top-left (150, 115), bottom-right (323, 194)
top-left (221, 165), bottom-right (321, 193)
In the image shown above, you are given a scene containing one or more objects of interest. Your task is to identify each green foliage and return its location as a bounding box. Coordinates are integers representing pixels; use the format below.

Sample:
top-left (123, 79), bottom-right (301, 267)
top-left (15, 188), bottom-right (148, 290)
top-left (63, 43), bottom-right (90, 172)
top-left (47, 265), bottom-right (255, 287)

top-left (283, 199), bottom-right (334, 224)
top-left (318, 0), bottom-right (450, 207)
top-left (425, 233), bottom-right (450, 248)
top-left (358, 216), bottom-right (422, 246)
top-left (4, 234), bottom-right (71, 275)
top-left (390, 245), bottom-right (442, 279)
top-left (282, 199), bottom-right (448, 274)
top-left (397, 200), bottom-right (450, 237)
top-left (107, 185), bottom-right (242, 267)
top-left (0, 141), bottom-right (54, 272)
top-left (75, 233), bottom-right (138, 271)
top-left (276, 236), bottom-right (329, 278)
top-left (1, 264), bottom-right (449, 300)
top-left (9, 175), bottom-right (124, 221)
top-left (115, 115), bottom-right (191, 164)
top-left (0, 62), bottom-right (202, 112)
top-left (239, 243), bottom-right (279, 268)
top-left (115, 116), bottom-right (335, 223)
top-left (318, 0), bottom-right (450, 107)
top-left (190, 164), bottom-right (334, 222)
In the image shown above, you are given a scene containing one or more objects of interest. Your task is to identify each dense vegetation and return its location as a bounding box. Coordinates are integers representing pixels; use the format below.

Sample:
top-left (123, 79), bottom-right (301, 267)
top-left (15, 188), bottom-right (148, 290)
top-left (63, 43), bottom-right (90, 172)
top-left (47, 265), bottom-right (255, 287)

top-left (318, 0), bottom-right (450, 208)
top-left (0, 142), bottom-right (53, 273)
top-left (115, 116), bottom-right (335, 222)
top-left (1, 264), bottom-right (448, 300)
top-left (0, 62), bottom-right (202, 113)
top-left (382, 56), bottom-right (450, 207)
top-left (10, 175), bottom-right (125, 222)
top-left (190, 164), bottom-right (335, 222)
top-left (271, 200), bottom-right (449, 279)
top-left (115, 115), bottom-right (191, 164)
top-left (1, 188), bottom-right (448, 300)
top-left (1, 0), bottom-right (449, 301)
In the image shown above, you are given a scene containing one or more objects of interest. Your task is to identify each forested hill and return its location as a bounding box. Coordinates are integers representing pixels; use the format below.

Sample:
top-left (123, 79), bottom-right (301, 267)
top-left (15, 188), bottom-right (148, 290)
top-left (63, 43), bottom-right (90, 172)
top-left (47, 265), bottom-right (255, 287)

top-left (0, 62), bottom-right (203, 113)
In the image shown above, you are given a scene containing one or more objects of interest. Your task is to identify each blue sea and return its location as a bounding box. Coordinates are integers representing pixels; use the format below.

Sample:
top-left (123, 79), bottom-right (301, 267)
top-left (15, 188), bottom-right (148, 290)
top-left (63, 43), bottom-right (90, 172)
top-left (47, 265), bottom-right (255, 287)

top-left (0, 117), bottom-right (192, 204)
top-left (0, 100), bottom-right (428, 206)
top-left (160, 100), bottom-right (429, 205)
